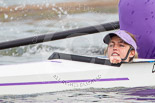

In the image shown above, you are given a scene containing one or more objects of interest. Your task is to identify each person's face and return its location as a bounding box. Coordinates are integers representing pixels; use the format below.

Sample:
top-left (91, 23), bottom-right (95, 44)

top-left (107, 36), bottom-right (135, 62)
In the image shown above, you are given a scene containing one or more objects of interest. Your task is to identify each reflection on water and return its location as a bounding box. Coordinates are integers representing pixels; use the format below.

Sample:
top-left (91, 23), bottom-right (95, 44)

top-left (0, 87), bottom-right (154, 103)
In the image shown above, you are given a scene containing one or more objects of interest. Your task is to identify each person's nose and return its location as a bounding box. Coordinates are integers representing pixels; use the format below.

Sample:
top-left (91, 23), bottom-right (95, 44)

top-left (113, 45), bottom-right (118, 51)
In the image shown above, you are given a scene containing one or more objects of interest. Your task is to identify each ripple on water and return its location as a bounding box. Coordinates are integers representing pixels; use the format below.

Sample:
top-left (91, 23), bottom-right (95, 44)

top-left (0, 87), bottom-right (154, 103)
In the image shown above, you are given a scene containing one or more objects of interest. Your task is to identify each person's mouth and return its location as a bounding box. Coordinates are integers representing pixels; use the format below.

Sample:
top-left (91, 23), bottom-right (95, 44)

top-left (111, 52), bottom-right (120, 56)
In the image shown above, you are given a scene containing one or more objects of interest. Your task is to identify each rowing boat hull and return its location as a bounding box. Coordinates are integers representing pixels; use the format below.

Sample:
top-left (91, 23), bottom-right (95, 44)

top-left (0, 59), bottom-right (154, 95)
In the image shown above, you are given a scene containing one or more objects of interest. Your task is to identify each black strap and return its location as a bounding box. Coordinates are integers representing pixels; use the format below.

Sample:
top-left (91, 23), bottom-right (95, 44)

top-left (121, 47), bottom-right (133, 61)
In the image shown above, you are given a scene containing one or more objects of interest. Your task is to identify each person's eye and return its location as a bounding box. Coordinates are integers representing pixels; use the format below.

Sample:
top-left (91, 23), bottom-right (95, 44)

top-left (120, 44), bottom-right (125, 47)
top-left (109, 44), bottom-right (114, 47)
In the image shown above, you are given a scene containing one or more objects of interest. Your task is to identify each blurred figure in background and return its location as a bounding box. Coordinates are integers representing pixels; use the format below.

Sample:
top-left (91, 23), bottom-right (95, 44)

top-left (119, 0), bottom-right (155, 59)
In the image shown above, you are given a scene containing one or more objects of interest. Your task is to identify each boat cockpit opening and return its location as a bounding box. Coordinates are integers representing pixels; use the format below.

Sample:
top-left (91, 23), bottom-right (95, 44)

top-left (48, 52), bottom-right (121, 67)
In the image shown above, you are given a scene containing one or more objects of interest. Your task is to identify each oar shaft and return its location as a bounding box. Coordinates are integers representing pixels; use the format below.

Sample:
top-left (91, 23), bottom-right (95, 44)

top-left (0, 21), bottom-right (119, 50)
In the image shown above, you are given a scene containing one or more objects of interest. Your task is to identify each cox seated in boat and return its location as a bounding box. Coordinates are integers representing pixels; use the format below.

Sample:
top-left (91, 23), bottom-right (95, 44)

top-left (103, 30), bottom-right (138, 64)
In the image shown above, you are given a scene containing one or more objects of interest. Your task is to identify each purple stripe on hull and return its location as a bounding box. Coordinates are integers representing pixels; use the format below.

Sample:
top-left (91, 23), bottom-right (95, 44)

top-left (0, 78), bottom-right (129, 86)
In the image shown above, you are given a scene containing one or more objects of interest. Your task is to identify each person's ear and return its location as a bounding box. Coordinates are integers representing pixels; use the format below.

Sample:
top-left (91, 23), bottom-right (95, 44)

top-left (129, 50), bottom-right (135, 58)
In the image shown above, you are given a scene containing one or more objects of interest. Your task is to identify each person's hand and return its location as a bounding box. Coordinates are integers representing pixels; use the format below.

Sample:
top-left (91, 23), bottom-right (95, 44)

top-left (109, 56), bottom-right (122, 64)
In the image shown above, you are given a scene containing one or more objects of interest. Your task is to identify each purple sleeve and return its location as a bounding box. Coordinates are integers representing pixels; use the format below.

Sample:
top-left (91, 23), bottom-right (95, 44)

top-left (119, 0), bottom-right (155, 59)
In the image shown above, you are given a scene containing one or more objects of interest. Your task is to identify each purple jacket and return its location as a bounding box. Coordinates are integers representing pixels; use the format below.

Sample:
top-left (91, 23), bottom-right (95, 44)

top-left (119, 0), bottom-right (155, 59)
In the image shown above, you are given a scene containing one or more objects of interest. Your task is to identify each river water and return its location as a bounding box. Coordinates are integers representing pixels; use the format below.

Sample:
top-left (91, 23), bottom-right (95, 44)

top-left (0, 0), bottom-right (155, 102)
top-left (0, 0), bottom-right (86, 7)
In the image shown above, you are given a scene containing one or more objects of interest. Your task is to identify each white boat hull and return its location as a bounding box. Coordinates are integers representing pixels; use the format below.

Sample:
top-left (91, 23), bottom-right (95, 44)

top-left (0, 59), bottom-right (154, 95)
